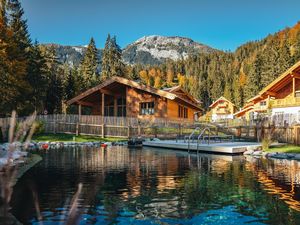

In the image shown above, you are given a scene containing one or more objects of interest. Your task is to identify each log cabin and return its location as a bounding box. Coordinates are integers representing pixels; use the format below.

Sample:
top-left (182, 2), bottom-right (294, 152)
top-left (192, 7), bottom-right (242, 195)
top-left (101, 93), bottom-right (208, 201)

top-left (209, 96), bottom-right (236, 121)
top-left (66, 76), bottom-right (202, 122)
top-left (234, 60), bottom-right (300, 120)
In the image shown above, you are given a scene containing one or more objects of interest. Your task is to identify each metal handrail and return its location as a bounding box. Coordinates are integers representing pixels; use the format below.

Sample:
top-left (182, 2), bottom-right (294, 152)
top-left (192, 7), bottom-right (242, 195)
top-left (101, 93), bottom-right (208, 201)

top-left (186, 127), bottom-right (200, 152)
top-left (197, 127), bottom-right (211, 152)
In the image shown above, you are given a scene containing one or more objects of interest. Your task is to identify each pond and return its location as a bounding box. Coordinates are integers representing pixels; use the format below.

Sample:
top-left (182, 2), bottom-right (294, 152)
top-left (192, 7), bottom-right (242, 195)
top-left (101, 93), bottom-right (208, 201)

top-left (10, 146), bottom-right (300, 225)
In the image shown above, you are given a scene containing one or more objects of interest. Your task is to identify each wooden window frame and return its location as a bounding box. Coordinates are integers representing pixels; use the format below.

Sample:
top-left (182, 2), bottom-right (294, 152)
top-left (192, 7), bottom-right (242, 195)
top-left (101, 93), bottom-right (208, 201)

top-left (140, 102), bottom-right (155, 115)
top-left (178, 105), bottom-right (188, 119)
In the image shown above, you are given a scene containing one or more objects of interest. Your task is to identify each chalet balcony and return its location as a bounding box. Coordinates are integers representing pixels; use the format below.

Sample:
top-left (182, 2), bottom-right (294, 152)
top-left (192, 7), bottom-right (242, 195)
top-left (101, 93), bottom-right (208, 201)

top-left (270, 96), bottom-right (300, 108)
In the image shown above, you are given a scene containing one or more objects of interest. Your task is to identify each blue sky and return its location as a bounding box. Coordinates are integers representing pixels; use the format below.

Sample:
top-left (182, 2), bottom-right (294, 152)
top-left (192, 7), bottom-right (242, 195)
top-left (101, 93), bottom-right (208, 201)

top-left (21, 0), bottom-right (300, 51)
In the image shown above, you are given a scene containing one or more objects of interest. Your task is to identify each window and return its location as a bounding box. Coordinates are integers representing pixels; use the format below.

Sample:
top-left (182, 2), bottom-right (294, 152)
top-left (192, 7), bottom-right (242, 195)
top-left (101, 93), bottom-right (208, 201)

top-left (260, 101), bottom-right (267, 106)
top-left (178, 105), bottom-right (188, 118)
top-left (295, 91), bottom-right (300, 98)
top-left (104, 105), bottom-right (114, 116)
top-left (117, 97), bottom-right (126, 117)
top-left (140, 102), bottom-right (155, 115)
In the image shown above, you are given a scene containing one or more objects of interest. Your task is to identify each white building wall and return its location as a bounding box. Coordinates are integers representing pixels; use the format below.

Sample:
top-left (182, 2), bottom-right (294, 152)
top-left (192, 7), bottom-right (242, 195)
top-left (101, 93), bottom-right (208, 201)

top-left (211, 114), bottom-right (234, 122)
top-left (272, 106), bottom-right (300, 116)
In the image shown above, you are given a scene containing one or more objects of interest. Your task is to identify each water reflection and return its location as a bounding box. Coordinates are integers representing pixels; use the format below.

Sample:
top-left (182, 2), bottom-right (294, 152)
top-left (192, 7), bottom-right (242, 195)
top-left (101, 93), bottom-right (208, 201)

top-left (10, 146), bottom-right (300, 224)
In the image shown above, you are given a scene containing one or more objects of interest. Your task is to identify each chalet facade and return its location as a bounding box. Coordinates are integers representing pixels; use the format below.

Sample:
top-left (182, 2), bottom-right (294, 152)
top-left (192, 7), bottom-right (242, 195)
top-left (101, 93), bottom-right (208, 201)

top-left (235, 60), bottom-right (300, 121)
top-left (209, 97), bottom-right (236, 121)
top-left (66, 76), bottom-right (202, 121)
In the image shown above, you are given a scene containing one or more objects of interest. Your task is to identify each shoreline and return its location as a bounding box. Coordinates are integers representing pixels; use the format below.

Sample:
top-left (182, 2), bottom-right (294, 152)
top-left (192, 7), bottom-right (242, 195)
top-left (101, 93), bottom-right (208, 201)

top-left (12, 154), bottom-right (42, 186)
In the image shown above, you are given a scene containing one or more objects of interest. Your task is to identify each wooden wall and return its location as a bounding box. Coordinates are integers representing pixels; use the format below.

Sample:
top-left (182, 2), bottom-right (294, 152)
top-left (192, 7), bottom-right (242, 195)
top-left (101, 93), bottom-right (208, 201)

top-left (126, 87), bottom-right (167, 119)
top-left (167, 99), bottom-right (196, 121)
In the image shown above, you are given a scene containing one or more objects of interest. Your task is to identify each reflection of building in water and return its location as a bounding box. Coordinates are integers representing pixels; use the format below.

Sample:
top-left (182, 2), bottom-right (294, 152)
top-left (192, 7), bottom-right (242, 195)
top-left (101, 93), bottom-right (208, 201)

top-left (245, 156), bottom-right (300, 212)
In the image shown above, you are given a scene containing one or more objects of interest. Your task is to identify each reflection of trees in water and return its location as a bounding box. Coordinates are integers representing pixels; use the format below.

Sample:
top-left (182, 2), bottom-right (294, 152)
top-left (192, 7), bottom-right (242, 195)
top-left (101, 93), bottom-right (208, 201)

top-left (245, 156), bottom-right (300, 213)
top-left (183, 156), bottom-right (300, 225)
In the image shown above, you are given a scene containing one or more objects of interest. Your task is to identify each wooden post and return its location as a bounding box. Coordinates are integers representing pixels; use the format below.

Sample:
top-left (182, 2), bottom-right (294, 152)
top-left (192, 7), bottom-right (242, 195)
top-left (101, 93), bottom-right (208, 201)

top-left (138, 120), bottom-right (141, 137)
top-left (293, 76), bottom-right (296, 97)
top-left (127, 126), bottom-right (130, 138)
top-left (114, 96), bottom-right (117, 117)
top-left (76, 104), bottom-right (82, 136)
top-left (101, 93), bottom-right (105, 138)
top-left (53, 114), bottom-right (56, 134)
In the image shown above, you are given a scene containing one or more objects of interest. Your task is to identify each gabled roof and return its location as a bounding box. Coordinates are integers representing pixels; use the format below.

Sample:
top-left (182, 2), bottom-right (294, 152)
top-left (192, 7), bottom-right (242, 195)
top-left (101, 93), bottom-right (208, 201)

top-left (163, 85), bottom-right (202, 104)
top-left (246, 60), bottom-right (300, 103)
top-left (67, 76), bottom-right (202, 110)
top-left (209, 96), bottom-right (235, 108)
top-left (234, 106), bottom-right (254, 117)
top-left (258, 60), bottom-right (300, 96)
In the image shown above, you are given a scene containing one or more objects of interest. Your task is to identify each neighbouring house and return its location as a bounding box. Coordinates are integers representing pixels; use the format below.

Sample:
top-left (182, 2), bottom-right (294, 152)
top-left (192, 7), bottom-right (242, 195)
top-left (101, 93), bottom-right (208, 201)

top-left (209, 96), bottom-right (236, 121)
top-left (234, 60), bottom-right (300, 123)
top-left (66, 76), bottom-right (202, 121)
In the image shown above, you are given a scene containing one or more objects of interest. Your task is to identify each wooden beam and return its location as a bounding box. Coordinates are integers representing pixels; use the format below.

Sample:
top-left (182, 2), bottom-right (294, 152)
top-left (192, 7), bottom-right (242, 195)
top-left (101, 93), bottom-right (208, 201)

top-left (101, 92), bottom-right (105, 117)
top-left (265, 91), bottom-right (277, 97)
top-left (293, 77), bottom-right (296, 97)
top-left (101, 92), bottom-right (105, 138)
top-left (114, 96), bottom-right (117, 117)
top-left (78, 104), bottom-right (82, 117)
top-left (77, 101), bottom-right (94, 107)
top-left (100, 88), bottom-right (122, 97)
top-left (291, 72), bottom-right (300, 79)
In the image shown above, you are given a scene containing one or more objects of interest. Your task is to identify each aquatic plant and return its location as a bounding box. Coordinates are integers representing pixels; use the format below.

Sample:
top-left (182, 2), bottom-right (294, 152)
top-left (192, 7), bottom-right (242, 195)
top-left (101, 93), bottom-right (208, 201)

top-left (0, 111), bottom-right (83, 224)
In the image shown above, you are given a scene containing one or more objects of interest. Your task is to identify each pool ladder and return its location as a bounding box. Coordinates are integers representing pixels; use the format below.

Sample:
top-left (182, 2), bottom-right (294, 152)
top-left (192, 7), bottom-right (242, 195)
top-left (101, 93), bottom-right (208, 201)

top-left (185, 127), bottom-right (212, 153)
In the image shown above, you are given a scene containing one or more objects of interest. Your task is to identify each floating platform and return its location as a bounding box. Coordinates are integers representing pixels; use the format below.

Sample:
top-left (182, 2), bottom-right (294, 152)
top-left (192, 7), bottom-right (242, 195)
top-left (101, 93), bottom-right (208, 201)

top-left (142, 140), bottom-right (264, 154)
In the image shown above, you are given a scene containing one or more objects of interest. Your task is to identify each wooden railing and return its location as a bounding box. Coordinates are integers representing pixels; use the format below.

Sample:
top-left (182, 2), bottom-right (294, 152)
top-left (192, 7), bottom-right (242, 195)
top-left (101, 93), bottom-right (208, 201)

top-left (270, 96), bottom-right (300, 108)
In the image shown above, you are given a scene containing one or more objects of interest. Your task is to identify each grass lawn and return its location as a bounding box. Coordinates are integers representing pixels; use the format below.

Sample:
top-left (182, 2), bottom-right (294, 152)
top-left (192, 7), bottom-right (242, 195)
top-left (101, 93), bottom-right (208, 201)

top-left (265, 145), bottom-right (300, 154)
top-left (32, 133), bottom-right (127, 143)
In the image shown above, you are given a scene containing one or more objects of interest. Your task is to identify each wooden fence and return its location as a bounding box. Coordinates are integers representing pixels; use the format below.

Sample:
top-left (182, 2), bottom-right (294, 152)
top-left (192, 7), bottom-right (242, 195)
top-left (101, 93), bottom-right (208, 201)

top-left (1, 114), bottom-right (300, 144)
top-left (0, 114), bottom-right (197, 139)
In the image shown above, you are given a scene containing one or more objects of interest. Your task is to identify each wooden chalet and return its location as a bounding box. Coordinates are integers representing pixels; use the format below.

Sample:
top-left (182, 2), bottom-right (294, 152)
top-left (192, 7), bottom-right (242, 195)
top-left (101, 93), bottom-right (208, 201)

top-left (66, 76), bottom-right (202, 121)
top-left (209, 96), bottom-right (236, 121)
top-left (235, 60), bottom-right (300, 120)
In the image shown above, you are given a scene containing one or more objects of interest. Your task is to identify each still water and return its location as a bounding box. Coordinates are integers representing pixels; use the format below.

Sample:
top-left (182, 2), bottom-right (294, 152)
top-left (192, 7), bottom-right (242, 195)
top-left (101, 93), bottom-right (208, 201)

top-left (11, 146), bottom-right (300, 225)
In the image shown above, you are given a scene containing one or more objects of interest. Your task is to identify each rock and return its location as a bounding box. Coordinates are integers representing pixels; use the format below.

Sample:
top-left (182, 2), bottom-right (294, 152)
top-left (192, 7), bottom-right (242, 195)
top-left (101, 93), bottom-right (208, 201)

top-left (243, 150), bottom-right (254, 155)
top-left (286, 153), bottom-right (296, 159)
top-left (293, 154), bottom-right (300, 160)
top-left (252, 151), bottom-right (263, 156)
top-left (270, 153), bottom-right (289, 159)
top-left (0, 158), bottom-right (8, 166)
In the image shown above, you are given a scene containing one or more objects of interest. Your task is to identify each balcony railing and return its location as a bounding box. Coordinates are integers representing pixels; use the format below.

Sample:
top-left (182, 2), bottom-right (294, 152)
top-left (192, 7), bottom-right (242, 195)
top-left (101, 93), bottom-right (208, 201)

top-left (270, 97), bottom-right (300, 108)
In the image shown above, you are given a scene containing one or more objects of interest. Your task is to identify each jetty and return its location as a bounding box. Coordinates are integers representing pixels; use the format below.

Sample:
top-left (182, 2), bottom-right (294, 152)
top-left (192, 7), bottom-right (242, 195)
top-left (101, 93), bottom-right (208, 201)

top-left (143, 140), bottom-right (263, 154)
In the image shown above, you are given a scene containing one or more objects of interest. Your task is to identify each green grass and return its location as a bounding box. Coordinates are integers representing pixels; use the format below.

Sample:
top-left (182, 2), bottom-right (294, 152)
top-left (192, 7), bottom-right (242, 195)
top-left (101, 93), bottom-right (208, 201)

top-left (32, 133), bottom-right (127, 143)
top-left (265, 145), bottom-right (300, 154)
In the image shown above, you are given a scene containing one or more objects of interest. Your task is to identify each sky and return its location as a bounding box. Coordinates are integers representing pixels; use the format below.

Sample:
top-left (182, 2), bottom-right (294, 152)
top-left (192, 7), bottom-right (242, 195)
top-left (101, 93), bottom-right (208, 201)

top-left (21, 0), bottom-right (300, 51)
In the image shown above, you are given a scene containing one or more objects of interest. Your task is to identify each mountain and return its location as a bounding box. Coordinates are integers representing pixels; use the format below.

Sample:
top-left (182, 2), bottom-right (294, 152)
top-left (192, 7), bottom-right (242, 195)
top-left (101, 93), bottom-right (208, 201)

top-left (122, 35), bottom-right (216, 65)
top-left (41, 35), bottom-right (215, 66)
top-left (41, 44), bottom-right (102, 67)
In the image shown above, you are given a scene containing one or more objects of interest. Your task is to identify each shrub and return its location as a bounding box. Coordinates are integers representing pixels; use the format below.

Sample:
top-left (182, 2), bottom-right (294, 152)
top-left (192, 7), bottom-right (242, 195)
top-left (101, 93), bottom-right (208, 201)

top-left (262, 136), bottom-right (272, 151)
top-left (34, 120), bottom-right (45, 135)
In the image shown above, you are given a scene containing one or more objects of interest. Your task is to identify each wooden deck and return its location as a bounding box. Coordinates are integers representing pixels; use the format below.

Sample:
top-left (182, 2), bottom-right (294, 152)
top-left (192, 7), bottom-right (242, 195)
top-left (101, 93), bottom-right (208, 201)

top-left (142, 140), bottom-right (264, 154)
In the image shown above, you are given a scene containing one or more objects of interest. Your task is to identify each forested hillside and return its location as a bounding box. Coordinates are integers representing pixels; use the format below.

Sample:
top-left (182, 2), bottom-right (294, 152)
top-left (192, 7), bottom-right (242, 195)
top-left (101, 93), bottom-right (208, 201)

top-left (133, 22), bottom-right (300, 109)
top-left (1, 0), bottom-right (300, 116)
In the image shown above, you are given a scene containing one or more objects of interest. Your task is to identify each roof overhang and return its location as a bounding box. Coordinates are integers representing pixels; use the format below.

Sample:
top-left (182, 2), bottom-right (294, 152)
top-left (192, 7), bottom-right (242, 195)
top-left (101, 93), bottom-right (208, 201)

top-left (209, 96), bottom-right (235, 108)
top-left (67, 76), bottom-right (202, 111)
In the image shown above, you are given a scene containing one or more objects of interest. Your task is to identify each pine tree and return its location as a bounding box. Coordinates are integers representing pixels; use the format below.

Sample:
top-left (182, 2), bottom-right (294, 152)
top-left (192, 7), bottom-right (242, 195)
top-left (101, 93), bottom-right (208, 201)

top-left (101, 34), bottom-right (111, 80)
top-left (25, 41), bottom-right (48, 113)
top-left (43, 46), bottom-right (63, 114)
top-left (110, 36), bottom-right (125, 76)
top-left (101, 34), bottom-right (124, 80)
top-left (7, 0), bottom-right (31, 51)
top-left (79, 37), bottom-right (99, 89)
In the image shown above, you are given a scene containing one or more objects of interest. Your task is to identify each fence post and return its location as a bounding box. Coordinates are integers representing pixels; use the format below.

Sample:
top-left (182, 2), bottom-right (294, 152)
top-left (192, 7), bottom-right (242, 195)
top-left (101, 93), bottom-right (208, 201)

top-left (101, 124), bottom-right (105, 138)
top-left (76, 122), bottom-right (79, 136)
top-left (53, 114), bottom-right (56, 134)
top-left (127, 126), bottom-right (131, 138)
